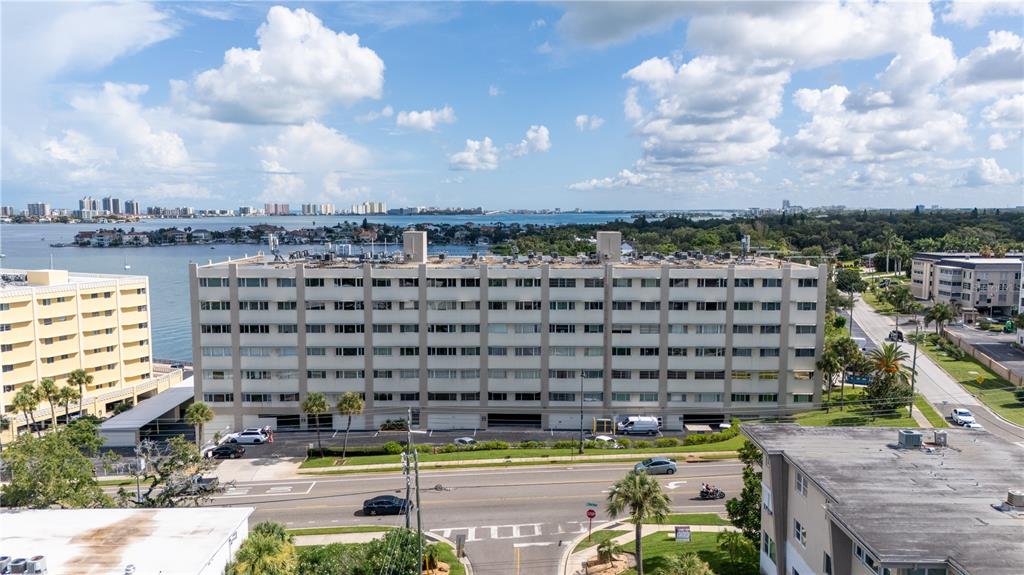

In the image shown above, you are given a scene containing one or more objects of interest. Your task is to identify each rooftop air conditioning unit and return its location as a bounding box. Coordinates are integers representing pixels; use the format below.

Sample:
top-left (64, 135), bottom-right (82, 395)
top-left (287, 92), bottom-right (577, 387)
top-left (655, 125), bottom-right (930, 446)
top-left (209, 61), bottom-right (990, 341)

top-left (1007, 489), bottom-right (1024, 508)
top-left (27, 556), bottom-right (46, 574)
top-left (8, 558), bottom-right (27, 574)
top-left (933, 430), bottom-right (948, 447)
top-left (897, 429), bottom-right (923, 448)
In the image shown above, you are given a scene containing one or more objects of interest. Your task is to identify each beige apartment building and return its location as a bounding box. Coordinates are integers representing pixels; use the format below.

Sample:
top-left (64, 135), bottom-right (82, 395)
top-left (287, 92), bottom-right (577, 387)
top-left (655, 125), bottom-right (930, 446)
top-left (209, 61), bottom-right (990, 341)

top-left (910, 252), bottom-right (1022, 318)
top-left (1, 269), bottom-right (154, 435)
top-left (746, 424), bottom-right (1024, 575)
top-left (191, 231), bottom-right (827, 434)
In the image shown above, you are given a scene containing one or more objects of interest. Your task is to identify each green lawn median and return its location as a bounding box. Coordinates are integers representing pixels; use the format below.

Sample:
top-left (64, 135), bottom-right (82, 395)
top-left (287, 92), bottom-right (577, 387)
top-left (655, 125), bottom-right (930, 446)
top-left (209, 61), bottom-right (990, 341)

top-left (914, 394), bottom-right (949, 427)
top-left (662, 513), bottom-right (730, 526)
top-left (793, 388), bottom-right (917, 428)
top-left (573, 529), bottom-right (629, 553)
top-left (918, 340), bottom-right (1024, 427)
top-left (300, 435), bottom-right (746, 470)
top-left (617, 531), bottom-right (755, 575)
top-left (288, 526), bottom-right (395, 536)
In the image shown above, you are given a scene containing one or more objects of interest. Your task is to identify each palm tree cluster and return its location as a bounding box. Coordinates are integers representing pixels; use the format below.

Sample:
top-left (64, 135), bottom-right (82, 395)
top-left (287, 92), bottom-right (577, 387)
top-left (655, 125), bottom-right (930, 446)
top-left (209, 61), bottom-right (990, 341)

top-left (924, 303), bottom-right (958, 335)
top-left (11, 378), bottom-right (83, 437)
top-left (302, 391), bottom-right (365, 456)
top-left (606, 469), bottom-right (672, 575)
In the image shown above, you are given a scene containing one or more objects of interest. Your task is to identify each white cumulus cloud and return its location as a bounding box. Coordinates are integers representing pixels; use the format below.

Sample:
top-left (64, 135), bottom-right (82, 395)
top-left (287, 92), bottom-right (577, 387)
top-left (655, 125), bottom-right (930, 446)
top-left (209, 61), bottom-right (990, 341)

top-left (961, 157), bottom-right (1019, 186)
top-left (187, 6), bottom-right (384, 124)
top-left (569, 169), bottom-right (648, 191)
top-left (257, 121), bottom-right (371, 201)
top-left (575, 114), bottom-right (605, 131)
top-left (943, 0), bottom-right (1024, 27)
top-left (449, 137), bottom-right (499, 171)
top-left (511, 125), bottom-right (552, 156)
top-left (396, 106), bottom-right (456, 131)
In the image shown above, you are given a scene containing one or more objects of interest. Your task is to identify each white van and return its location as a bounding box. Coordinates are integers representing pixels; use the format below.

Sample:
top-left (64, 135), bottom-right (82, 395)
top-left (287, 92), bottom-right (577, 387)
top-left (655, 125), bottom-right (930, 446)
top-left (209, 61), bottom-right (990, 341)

top-left (617, 416), bottom-right (661, 436)
top-left (851, 337), bottom-right (868, 351)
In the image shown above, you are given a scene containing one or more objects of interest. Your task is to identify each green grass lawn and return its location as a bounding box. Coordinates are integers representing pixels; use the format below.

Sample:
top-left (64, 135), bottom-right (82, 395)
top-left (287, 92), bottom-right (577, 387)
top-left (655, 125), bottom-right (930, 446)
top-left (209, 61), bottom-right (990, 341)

top-left (288, 526), bottom-right (395, 536)
top-left (300, 436), bottom-right (745, 469)
top-left (918, 341), bottom-right (1024, 427)
top-left (617, 532), bottom-right (756, 575)
top-left (662, 513), bottom-right (730, 526)
top-left (795, 388), bottom-right (917, 427)
top-left (96, 478), bottom-right (135, 487)
top-left (914, 394), bottom-right (949, 428)
top-left (573, 529), bottom-right (629, 553)
top-left (434, 542), bottom-right (466, 575)
top-left (861, 290), bottom-right (894, 314)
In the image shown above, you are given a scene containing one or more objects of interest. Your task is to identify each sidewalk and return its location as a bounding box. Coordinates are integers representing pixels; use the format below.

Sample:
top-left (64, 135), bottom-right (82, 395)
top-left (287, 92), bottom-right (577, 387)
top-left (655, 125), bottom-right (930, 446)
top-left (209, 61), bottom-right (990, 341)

top-left (300, 450), bottom-right (739, 475)
top-left (563, 521), bottom-right (739, 575)
top-left (293, 531), bottom-right (387, 546)
top-left (216, 456), bottom-right (306, 482)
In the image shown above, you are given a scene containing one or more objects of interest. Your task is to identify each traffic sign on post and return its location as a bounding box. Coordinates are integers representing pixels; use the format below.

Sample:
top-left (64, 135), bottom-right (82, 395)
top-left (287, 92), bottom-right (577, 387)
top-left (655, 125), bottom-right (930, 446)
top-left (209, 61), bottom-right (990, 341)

top-left (586, 508), bottom-right (596, 541)
top-left (586, 509), bottom-right (596, 519)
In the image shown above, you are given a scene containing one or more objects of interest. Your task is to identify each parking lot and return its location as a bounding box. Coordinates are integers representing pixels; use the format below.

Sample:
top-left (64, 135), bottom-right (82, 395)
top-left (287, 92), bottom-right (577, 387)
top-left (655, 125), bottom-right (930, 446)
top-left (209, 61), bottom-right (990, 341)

top-left (946, 325), bottom-right (1024, 381)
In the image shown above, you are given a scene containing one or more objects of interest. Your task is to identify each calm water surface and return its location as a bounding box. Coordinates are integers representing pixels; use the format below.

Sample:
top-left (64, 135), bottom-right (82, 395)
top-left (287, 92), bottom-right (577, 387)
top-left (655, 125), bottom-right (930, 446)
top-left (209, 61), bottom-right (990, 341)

top-left (0, 213), bottom-right (640, 359)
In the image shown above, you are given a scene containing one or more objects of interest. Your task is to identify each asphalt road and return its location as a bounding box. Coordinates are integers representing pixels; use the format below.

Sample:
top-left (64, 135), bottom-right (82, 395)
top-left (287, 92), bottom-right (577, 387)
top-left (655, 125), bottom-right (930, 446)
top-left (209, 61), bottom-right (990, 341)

top-left (853, 297), bottom-right (1024, 447)
top-left (207, 461), bottom-right (744, 575)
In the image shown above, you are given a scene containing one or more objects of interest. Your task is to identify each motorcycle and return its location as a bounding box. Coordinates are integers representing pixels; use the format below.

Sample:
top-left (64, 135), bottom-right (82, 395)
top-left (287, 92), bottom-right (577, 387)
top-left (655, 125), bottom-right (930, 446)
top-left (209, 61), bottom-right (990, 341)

top-left (699, 487), bottom-right (726, 500)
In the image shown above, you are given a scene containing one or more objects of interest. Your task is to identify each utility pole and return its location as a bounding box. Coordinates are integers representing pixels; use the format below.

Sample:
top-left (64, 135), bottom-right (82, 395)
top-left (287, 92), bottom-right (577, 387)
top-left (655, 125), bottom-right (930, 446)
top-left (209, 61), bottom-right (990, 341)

top-left (578, 374), bottom-right (585, 455)
top-left (414, 447), bottom-right (423, 574)
top-left (405, 407), bottom-right (412, 530)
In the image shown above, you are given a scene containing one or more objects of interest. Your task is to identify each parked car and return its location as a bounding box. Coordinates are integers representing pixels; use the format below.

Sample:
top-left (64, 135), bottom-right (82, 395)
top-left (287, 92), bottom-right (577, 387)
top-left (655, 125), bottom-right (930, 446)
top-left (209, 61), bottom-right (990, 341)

top-left (227, 430), bottom-right (267, 444)
top-left (454, 437), bottom-right (477, 446)
top-left (186, 474), bottom-right (219, 494)
top-left (362, 495), bottom-right (413, 516)
top-left (950, 408), bottom-right (976, 426)
top-left (634, 457), bottom-right (677, 475)
top-left (207, 445), bottom-right (245, 459)
top-left (593, 435), bottom-right (622, 448)
top-left (617, 416), bottom-right (661, 436)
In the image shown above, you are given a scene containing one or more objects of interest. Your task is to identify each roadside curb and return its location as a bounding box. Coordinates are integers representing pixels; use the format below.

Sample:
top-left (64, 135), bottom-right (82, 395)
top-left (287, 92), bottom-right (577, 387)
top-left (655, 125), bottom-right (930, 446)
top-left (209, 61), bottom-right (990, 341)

top-left (425, 530), bottom-right (474, 575)
top-left (559, 520), bottom-right (621, 575)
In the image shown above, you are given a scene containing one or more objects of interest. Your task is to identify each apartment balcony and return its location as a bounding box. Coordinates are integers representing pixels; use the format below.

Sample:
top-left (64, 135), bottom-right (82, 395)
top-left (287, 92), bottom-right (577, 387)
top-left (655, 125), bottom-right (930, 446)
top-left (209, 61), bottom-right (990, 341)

top-left (120, 310), bottom-right (149, 326)
top-left (609, 332), bottom-right (662, 347)
top-left (80, 315), bottom-right (117, 332)
top-left (78, 297), bottom-right (117, 314)
top-left (1, 303), bottom-right (33, 323)
top-left (611, 310), bottom-right (661, 325)
top-left (548, 332), bottom-right (603, 347)
top-left (39, 357), bottom-right (80, 378)
top-left (3, 364), bottom-right (36, 386)
top-left (36, 301), bottom-right (77, 319)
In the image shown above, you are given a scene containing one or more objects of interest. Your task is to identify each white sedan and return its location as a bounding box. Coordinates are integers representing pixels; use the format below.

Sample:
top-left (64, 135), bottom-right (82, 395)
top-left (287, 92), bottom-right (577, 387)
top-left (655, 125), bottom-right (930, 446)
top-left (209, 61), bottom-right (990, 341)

top-left (227, 430), bottom-right (267, 444)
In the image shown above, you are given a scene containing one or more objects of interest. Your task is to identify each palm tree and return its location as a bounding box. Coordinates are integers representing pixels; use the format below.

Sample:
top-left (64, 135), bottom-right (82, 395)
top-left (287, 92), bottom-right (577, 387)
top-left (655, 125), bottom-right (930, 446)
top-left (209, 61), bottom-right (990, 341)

top-left (68, 369), bottom-right (93, 415)
top-left (881, 229), bottom-right (899, 274)
top-left (881, 285), bottom-right (914, 330)
top-left (301, 392), bottom-right (330, 452)
top-left (38, 378), bottom-right (60, 428)
top-left (924, 303), bottom-right (956, 335)
top-left (250, 521), bottom-right (293, 543)
top-left (185, 402), bottom-right (215, 449)
top-left (606, 470), bottom-right (672, 575)
top-left (227, 532), bottom-right (297, 575)
top-left (0, 415), bottom-right (9, 451)
top-left (336, 391), bottom-right (364, 459)
top-left (816, 342), bottom-right (844, 409)
top-left (12, 384), bottom-right (41, 437)
top-left (869, 343), bottom-right (912, 384)
top-left (716, 530), bottom-right (757, 570)
top-left (57, 386), bottom-right (81, 420)
top-left (655, 552), bottom-right (713, 575)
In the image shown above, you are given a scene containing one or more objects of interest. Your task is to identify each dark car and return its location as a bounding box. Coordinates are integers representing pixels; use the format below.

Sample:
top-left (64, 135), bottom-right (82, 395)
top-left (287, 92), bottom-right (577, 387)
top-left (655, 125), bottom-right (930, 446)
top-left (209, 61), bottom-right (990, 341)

top-left (207, 444), bottom-right (245, 459)
top-left (362, 495), bottom-right (412, 516)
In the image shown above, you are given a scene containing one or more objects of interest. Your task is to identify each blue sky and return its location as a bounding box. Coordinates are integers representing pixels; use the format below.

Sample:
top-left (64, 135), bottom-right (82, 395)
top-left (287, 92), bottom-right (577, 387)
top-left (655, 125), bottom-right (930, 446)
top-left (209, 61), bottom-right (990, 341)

top-left (2, 1), bottom-right (1022, 211)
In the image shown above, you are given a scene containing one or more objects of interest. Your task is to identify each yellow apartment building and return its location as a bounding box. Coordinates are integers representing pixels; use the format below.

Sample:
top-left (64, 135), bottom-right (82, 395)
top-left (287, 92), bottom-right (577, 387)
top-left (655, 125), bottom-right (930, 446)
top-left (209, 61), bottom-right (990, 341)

top-left (1, 269), bottom-right (154, 435)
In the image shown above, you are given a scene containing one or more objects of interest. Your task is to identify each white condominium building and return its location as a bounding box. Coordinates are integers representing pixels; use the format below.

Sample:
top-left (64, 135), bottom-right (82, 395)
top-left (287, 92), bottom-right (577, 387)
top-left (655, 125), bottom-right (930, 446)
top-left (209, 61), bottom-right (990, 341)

top-left (191, 231), bottom-right (826, 433)
top-left (1, 269), bottom-right (154, 435)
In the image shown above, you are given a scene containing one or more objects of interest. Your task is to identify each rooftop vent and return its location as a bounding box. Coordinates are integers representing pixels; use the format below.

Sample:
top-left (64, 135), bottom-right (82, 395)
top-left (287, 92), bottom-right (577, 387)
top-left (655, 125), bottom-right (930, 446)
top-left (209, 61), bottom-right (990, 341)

top-left (1008, 489), bottom-right (1024, 508)
top-left (932, 430), bottom-right (948, 447)
top-left (897, 429), bottom-right (923, 449)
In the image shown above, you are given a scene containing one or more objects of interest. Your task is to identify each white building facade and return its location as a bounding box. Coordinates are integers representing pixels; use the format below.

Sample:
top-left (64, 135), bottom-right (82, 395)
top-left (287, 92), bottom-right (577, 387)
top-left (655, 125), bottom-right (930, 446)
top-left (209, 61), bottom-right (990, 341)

top-left (190, 232), bottom-right (827, 433)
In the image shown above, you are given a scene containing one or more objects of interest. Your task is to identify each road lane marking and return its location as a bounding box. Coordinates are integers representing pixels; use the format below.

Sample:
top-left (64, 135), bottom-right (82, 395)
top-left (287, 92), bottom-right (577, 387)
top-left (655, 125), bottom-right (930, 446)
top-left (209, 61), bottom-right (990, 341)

top-left (513, 542), bottom-right (553, 548)
top-left (666, 481), bottom-right (687, 490)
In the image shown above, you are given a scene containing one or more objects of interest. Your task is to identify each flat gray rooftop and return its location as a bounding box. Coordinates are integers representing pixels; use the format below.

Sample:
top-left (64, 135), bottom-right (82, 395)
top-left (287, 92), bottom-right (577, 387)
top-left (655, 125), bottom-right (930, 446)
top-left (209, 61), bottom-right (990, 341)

top-left (744, 424), bottom-right (1024, 575)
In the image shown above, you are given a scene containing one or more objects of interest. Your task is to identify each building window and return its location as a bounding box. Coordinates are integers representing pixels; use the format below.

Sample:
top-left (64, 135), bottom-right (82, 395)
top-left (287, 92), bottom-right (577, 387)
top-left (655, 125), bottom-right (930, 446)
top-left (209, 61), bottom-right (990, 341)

top-left (611, 392), bottom-right (630, 402)
top-left (549, 392), bottom-right (576, 402)
top-left (584, 278), bottom-right (604, 288)
top-left (428, 393), bottom-right (458, 401)
top-left (733, 301), bottom-right (754, 311)
top-left (795, 325), bottom-right (817, 334)
top-left (334, 278), bottom-right (361, 287)
top-left (823, 553), bottom-right (833, 575)
top-left (514, 392), bottom-right (541, 401)
top-left (734, 278), bottom-right (754, 288)
top-left (795, 472), bottom-right (808, 496)
top-left (639, 392), bottom-right (658, 402)
top-left (697, 278), bottom-right (726, 288)
top-left (758, 394), bottom-right (778, 403)
top-left (667, 370), bottom-right (687, 380)
top-left (797, 278), bottom-right (819, 288)
top-left (793, 519), bottom-right (807, 546)
top-left (760, 348), bottom-right (781, 357)
top-left (795, 348), bottom-right (816, 357)
top-left (762, 532), bottom-right (776, 562)
top-left (761, 301), bottom-right (781, 311)
top-left (731, 393), bottom-right (751, 402)
top-left (549, 278), bottom-right (575, 288)
top-left (400, 392), bottom-right (419, 401)
top-left (488, 392), bottom-right (507, 401)
top-left (639, 301), bottom-right (660, 311)
top-left (488, 278), bottom-right (507, 287)
top-left (796, 302), bottom-right (818, 311)
top-left (239, 278), bottom-right (269, 288)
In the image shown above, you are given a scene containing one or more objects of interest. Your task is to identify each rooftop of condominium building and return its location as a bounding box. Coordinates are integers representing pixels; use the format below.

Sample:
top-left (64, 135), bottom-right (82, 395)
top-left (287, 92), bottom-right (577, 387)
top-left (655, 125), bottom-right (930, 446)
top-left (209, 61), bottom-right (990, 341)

top-left (913, 251), bottom-right (1023, 262)
top-left (743, 424), bottom-right (1024, 574)
top-left (0, 268), bottom-right (147, 292)
top-left (195, 251), bottom-right (810, 271)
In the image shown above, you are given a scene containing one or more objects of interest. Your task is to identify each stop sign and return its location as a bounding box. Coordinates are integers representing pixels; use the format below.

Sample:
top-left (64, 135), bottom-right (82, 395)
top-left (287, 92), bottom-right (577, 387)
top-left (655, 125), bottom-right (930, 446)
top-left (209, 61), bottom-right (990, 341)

top-left (586, 509), bottom-right (597, 519)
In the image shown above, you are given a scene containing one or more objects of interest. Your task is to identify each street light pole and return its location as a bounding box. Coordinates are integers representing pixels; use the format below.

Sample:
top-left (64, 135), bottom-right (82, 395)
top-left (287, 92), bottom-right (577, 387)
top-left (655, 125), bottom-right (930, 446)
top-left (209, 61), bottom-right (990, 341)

top-left (578, 374), bottom-right (585, 455)
top-left (405, 407), bottom-right (412, 530)
top-left (909, 323), bottom-right (920, 418)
